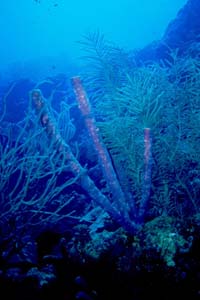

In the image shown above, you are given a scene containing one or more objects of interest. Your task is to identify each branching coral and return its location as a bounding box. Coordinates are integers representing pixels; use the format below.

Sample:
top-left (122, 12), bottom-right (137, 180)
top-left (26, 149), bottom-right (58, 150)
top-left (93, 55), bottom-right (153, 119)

top-left (80, 32), bottom-right (200, 220)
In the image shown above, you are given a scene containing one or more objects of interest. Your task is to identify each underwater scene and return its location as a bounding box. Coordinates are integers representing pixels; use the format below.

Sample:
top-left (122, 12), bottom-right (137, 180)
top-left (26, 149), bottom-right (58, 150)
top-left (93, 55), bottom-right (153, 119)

top-left (1, 0), bottom-right (200, 299)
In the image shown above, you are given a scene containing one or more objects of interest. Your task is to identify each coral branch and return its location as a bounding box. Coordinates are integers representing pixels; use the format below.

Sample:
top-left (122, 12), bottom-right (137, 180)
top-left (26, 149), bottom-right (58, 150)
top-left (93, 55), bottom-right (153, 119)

top-left (30, 88), bottom-right (138, 233)
top-left (71, 76), bottom-right (134, 220)
top-left (138, 127), bottom-right (152, 222)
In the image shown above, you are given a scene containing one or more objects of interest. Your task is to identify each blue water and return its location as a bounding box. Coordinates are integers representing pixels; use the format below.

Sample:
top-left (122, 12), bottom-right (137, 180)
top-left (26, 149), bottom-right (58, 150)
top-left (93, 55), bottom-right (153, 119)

top-left (0, 0), bottom-right (187, 81)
